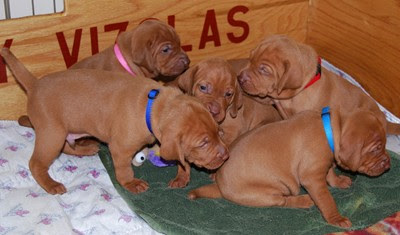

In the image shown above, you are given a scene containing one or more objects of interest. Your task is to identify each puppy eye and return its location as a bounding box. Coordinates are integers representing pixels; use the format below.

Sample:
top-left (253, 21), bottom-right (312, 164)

top-left (199, 137), bottom-right (209, 148)
top-left (259, 65), bottom-right (270, 75)
top-left (161, 45), bottom-right (172, 54)
top-left (373, 144), bottom-right (382, 152)
top-left (199, 84), bottom-right (207, 93)
top-left (225, 91), bottom-right (233, 98)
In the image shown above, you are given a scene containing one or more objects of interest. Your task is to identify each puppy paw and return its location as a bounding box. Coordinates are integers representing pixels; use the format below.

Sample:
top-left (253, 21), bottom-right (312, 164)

top-left (327, 215), bottom-right (352, 228)
top-left (297, 195), bottom-right (314, 208)
top-left (168, 176), bottom-right (189, 188)
top-left (329, 175), bottom-right (352, 189)
top-left (45, 182), bottom-right (67, 195)
top-left (124, 179), bottom-right (149, 194)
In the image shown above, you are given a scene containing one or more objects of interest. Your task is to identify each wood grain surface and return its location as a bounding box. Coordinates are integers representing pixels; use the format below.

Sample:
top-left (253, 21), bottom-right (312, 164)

top-left (307, 0), bottom-right (400, 117)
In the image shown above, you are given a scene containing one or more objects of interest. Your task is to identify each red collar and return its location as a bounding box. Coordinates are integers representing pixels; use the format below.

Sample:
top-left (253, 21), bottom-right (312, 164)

top-left (304, 57), bottom-right (322, 89)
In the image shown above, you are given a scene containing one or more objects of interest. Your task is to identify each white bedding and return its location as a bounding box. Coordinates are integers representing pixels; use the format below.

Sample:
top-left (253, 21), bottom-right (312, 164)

top-left (0, 120), bottom-right (160, 234)
top-left (0, 60), bottom-right (399, 234)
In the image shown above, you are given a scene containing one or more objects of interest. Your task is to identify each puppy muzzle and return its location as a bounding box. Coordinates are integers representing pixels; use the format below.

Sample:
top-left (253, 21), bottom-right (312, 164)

top-left (193, 145), bottom-right (229, 170)
top-left (361, 154), bottom-right (391, 176)
top-left (206, 102), bottom-right (225, 123)
top-left (164, 54), bottom-right (190, 76)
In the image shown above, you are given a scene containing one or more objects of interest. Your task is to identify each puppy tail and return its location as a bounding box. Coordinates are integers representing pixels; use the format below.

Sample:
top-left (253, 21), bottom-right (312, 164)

top-left (188, 183), bottom-right (222, 200)
top-left (0, 48), bottom-right (37, 93)
top-left (387, 121), bottom-right (400, 135)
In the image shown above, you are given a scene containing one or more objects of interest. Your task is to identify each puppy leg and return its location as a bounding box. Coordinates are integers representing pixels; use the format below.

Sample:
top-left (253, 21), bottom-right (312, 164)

top-left (224, 187), bottom-right (314, 208)
top-left (62, 138), bottom-right (100, 156)
top-left (273, 100), bottom-right (289, 119)
top-left (326, 166), bottom-right (352, 189)
top-left (302, 176), bottom-right (352, 228)
top-left (109, 143), bottom-right (149, 194)
top-left (169, 162), bottom-right (190, 188)
top-left (29, 128), bottom-right (67, 195)
top-left (188, 183), bottom-right (221, 200)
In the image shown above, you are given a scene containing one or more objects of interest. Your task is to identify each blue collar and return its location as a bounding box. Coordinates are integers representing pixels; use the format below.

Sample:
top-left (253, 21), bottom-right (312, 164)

top-left (146, 89), bottom-right (160, 134)
top-left (321, 106), bottom-right (335, 153)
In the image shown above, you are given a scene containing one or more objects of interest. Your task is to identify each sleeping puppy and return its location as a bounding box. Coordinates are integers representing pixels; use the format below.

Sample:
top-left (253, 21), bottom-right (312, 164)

top-left (2, 48), bottom-right (228, 194)
top-left (188, 108), bottom-right (390, 228)
top-left (238, 35), bottom-right (400, 135)
top-left (17, 19), bottom-right (190, 155)
top-left (170, 57), bottom-right (281, 145)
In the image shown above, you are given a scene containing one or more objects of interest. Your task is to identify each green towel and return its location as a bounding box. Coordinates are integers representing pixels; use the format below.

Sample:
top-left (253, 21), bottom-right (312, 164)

top-left (99, 145), bottom-right (400, 234)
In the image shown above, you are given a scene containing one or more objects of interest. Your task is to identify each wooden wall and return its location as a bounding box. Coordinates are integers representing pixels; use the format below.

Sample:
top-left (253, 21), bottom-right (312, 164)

top-left (0, 0), bottom-right (309, 120)
top-left (307, 0), bottom-right (400, 117)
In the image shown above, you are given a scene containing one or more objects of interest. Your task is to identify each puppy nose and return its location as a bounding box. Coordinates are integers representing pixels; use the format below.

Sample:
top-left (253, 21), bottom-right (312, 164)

top-left (180, 55), bottom-right (190, 67)
top-left (207, 102), bottom-right (221, 116)
top-left (217, 145), bottom-right (229, 161)
top-left (238, 71), bottom-right (249, 85)
top-left (381, 156), bottom-right (391, 170)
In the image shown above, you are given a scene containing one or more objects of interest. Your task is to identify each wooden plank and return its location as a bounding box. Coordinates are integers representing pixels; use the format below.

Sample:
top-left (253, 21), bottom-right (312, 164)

top-left (0, 0), bottom-right (308, 120)
top-left (307, 0), bottom-right (400, 117)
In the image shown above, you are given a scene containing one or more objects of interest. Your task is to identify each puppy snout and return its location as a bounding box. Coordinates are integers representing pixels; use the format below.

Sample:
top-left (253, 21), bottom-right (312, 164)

top-left (180, 54), bottom-right (190, 67)
top-left (217, 145), bottom-right (229, 161)
top-left (381, 156), bottom-right (391, 170)
top-left (207, 102), bottom-right (221, 116)
top-left (238, 71), bottom-right (250, 85)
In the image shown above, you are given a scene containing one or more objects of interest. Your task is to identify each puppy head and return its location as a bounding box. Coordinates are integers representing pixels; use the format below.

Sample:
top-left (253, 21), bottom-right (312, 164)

top-left (238, 35), bottom-right (318, 99)
top-left (122, 19), bottom-right (190, 78)
top-left (336, 110), bottom-right (390, 176)
top-left (176, 58), bottom-right (243, 123)
top-left (159, 95), bottom-right (229, 169)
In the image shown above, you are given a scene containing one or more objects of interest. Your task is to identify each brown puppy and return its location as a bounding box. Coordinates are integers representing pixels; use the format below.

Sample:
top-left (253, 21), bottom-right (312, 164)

top-left (238, 35), bottom-right (400, 134)
top-left (17, 19), bottom-right (190, 155)
top-left (188, 108), bottom-right (390, 228)
top-left (170, 57), bottom-right (281, 145)
top-left (171, 57), bottom-right (241, 123)
top-left (70, 19), bottom-right (190, 78)
top-left (2, 48), bottom-right (228, 194)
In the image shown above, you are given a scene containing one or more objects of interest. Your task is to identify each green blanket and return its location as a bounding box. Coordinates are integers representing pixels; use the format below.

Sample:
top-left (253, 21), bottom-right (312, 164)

top-left (99, 145), bottom-right (400, 234)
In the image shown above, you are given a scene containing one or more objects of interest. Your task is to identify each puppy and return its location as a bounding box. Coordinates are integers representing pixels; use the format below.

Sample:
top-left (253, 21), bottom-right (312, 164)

top-left (2, 48), bottom-right (228, 194)
top-left (17, 19), bottom-right (190, 155)
top-left (238, 35), bottom-right (400, 134)
top-left (170, 57), bottom-right (281, 145)
top-left (188, 108), bottom-right (390, 228)
top-left (70, 19), bottom-right (190, 79)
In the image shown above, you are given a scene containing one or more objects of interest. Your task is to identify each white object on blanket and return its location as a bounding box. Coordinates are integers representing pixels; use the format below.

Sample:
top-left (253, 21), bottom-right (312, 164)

top-left (0, 120), bottom-right (160, 235)
top-left (132, 151), bottom-right (147, 167)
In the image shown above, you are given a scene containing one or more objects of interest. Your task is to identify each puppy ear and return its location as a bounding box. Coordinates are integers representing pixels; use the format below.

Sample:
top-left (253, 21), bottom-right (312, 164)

top-left (337, 118), bottom-right (362, 172)
top-left (159, 132), bottom-right (185, 164)
top-left (276, 59), bottom-right (303, 96)
top-left (176, 65), bottom-right (198, 94)
top-left (229, 82), bottom-right (243, 118)
top-left (276, 42), bottom-right (317, 97)
top-left (123, 27), bottom-right (156, 74)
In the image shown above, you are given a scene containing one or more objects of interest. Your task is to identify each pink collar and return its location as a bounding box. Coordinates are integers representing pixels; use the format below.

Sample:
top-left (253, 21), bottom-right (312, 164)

top-left (113, 43), bottom-right (136, 76)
